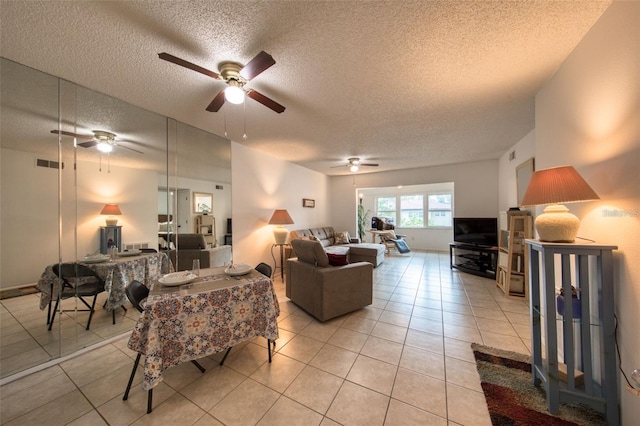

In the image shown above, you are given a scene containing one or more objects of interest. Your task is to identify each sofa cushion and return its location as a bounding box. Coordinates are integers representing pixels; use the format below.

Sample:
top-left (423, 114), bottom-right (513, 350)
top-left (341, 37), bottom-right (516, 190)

top-left (334, 231), bottom-right (351, 245)
top-left (327, 252), bottom-right (349, 266)
top-left (291, 239), bottom-right (329, 267)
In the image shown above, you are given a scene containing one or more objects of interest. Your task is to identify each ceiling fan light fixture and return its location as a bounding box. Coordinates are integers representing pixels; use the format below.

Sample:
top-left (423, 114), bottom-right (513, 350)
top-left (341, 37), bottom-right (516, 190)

top-left (96, 141), bottom-right (113, 153)
top-left (224, 82), bottom-right (245, 104)
top-left (350, 165), bottom-right (359, 172)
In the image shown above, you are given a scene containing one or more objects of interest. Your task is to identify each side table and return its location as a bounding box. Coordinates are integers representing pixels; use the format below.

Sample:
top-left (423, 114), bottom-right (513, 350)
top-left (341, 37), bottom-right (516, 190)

top-left (526, 239), bottom-right (618, 425)
top-left (271, 243), bottom-right (290, 283)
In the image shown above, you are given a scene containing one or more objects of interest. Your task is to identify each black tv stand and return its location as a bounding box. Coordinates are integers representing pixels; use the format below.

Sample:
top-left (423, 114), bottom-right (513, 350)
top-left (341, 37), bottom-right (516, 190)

top-left (449, 243), bottom-right (498, 278)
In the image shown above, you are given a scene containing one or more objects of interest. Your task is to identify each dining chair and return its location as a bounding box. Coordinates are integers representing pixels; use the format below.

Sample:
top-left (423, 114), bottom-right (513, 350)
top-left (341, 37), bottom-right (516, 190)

top-left (123, 280), bottom-right (206, 413)
top-left (49, 263), bottom-right (113, 331)
top-left (255, 262), bottom-right (273, 278)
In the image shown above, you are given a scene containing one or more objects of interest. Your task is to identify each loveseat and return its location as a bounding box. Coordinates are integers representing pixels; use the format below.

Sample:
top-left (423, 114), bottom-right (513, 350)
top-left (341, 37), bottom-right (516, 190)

top-left (286, 239), bottom-right (373, 321)
top-left (168, 234), bottom-right (232, 271)
top-left (289, 226), bottom-right (385, 267)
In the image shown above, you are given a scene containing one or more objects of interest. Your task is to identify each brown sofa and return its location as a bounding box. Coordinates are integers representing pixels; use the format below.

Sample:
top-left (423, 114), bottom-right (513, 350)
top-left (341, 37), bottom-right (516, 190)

top-left (286, 239), bottom-right (373, 321)
top-left (168, 234), bottom-right (232, 271)
top-left (289, 226), bottom-right (385, 267)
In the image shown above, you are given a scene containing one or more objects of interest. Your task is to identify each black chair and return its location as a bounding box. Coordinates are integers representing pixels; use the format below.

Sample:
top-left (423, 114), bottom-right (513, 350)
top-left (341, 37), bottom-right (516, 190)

top-left (254, 263), bottom-right (277, 354)
top-left (49, 263), bottom-right (113, 331)
top-left (123, 280), bottom-right (206, 413)
top-left (255, 262), bottom-right (273, 278)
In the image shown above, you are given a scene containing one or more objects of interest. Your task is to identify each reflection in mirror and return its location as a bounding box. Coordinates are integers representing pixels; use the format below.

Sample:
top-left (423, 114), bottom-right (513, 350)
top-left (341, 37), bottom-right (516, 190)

top-left (0, 58), bottom-right (231, 380)
top-left (194, 192), bottom-right (213, 214)
top-left (163, 120), bottom-right (232, 271)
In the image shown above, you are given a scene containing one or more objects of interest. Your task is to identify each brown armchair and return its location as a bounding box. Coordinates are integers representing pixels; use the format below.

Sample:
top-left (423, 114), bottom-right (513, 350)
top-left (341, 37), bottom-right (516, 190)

top-left (168, 234), bottom-right (232, 271)
top-left (286, 239), bottom-right (373, 321)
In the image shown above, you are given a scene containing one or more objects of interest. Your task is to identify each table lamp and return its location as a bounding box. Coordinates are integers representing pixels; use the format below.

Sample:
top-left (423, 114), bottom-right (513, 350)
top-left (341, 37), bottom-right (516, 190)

top-left (101, 204), bottom-right (122, 226)
top-left (520, 165), bottom-right (599, 243)
top-left (268, 209), bottom-right (294, 244)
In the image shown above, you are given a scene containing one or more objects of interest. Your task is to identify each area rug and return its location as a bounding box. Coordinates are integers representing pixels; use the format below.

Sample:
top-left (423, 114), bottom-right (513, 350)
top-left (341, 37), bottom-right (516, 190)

top-left (471, 343), bottom-right (605, 426)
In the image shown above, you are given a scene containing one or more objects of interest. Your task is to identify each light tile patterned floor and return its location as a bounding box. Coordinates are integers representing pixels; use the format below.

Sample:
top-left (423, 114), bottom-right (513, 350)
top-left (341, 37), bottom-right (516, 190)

top-left (0, 250), bottom-right (531, 425)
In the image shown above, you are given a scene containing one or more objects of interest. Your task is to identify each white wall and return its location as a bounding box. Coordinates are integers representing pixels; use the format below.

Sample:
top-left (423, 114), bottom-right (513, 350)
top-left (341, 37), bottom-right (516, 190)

top-left (329, 160), bottom-right (499, 251)
top-left (230, 142), bottom-right (330, 270)
top-left (533, 2), bottom-right (639, 422)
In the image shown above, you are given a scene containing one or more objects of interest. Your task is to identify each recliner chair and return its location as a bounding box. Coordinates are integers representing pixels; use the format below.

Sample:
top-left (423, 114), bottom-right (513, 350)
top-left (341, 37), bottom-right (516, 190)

top-left (286, 239), bottom-right (373, 321)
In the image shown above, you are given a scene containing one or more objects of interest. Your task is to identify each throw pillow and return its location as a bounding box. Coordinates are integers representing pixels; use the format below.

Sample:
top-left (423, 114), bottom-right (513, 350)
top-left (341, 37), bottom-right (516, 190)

top-left (327, 252), bottom-right (349, 266)
top-left (334, 231), bottom-right (351, 245)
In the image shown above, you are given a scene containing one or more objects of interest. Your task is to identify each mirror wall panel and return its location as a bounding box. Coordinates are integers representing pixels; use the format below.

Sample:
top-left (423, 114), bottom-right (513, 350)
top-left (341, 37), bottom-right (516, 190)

top-left (0, 57), bottom-right (231, 379)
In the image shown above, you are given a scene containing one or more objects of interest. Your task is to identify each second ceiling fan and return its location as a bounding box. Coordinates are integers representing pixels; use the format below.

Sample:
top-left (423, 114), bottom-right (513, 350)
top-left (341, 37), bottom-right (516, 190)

top-left (159, 51), bottom-right (285, 114)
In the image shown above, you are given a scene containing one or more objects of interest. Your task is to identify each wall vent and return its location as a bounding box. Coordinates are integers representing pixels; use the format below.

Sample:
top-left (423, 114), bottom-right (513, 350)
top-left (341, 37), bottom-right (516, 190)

top-left (36, 158), bottom-right (64, 169)
top-left (216, 185), bottom-right (224, 190)
top-left (123, 242), bottom-right (150, 250)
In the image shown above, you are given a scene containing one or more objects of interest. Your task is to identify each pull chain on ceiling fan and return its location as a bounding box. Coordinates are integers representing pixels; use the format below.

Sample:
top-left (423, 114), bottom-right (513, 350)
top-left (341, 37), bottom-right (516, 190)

top-left (158, 51), bottom-right (285, 114)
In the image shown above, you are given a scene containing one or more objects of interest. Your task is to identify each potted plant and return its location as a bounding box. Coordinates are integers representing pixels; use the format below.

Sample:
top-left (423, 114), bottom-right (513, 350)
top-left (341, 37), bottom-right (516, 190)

top-left (357, 204), bottom-right (370, 241)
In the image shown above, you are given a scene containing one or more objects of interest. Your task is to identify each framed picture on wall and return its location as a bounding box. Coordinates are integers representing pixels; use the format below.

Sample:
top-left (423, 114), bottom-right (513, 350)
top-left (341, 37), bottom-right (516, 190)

top-left (302, 198), bottom-right (315, 208)
top-left (516, 158), bottom-right (535, 206)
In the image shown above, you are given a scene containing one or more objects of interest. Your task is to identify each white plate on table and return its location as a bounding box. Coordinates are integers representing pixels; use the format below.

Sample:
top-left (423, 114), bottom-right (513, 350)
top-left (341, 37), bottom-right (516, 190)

top-left (81, 255), bottom-right (110, 264)
top-left (224, 263), bottom-right (252, 276)
top-left (159, 272), bottom-right (197, 286)
top-left (118, 249), bottom-right (141, 257)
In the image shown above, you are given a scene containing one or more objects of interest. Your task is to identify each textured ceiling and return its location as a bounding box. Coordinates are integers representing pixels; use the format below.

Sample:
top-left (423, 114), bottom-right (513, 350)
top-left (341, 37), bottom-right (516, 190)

top-left (0, 1), bottom-right (611, 175)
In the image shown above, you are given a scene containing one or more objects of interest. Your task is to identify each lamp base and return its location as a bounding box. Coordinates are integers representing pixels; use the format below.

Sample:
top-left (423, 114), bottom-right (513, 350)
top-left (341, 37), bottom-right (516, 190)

top-left (273, 227), bottom-right (289, 245)
top-left (105, 217), bottom-right (118, 226)
top-left (535, 204), bottom-right (580, 243)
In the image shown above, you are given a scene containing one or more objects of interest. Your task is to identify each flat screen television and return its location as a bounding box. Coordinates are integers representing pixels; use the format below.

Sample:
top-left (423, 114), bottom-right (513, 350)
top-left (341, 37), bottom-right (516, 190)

top-left (453, 217), bottom-right (498, 248)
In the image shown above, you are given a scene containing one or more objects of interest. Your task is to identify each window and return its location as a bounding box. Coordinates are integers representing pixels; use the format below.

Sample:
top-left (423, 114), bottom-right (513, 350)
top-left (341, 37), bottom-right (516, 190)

top-left (376, 197), bottom-right (396, 225)
top-left (400, 195), bottom-right (424, 227)
top-left (374, 191), bottom-right (452, 229)
top-left (427, 193), bottom-right (452, 227)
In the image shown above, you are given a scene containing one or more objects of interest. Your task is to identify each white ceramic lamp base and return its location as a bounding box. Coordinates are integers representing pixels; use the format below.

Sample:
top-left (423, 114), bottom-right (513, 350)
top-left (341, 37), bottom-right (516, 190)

top-left (535, 204), bottom-right (580, 243)
top-left (273, 227), bottom-right (289, 245)
top-left (105, 217), bottom-right (118, 226)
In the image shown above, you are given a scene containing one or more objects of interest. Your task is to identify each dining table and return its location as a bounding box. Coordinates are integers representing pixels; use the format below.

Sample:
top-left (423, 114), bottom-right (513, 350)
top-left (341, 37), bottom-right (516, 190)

top-left (37, 251), bottom-right (173, 313)
top-left (127, 266), bottom-right (280, 391)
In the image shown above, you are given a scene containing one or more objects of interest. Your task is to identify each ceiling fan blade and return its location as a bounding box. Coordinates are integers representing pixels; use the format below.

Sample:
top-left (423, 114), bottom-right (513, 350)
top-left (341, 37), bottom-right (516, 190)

top-left (51, 129), bottom-right (92, 140)
top-left (115, 144), bottom-right (144, 154)
top-left (158, 53), bottom-right (220, 79)
top-left (361, 163), bottom-right (379, 167)
top-left (206, 90), bottom-right (226, 112)
top-left (246, 89), bottom-right (285, 113)
top-left (239, 51), bottom-right (276, 81)
top-left (78, 141), bottom-right (98, 148)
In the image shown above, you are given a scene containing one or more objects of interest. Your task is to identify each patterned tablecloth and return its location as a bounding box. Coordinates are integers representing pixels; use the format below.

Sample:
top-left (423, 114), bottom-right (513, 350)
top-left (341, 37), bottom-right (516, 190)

top-left (37, 252), bottom-right (172, 311)
top-left (128, 268), bottom-right (280, 390)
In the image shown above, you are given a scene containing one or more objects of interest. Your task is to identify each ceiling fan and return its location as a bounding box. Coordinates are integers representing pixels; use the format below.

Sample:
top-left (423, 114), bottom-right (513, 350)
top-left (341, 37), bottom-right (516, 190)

top-left (50, 130), bottom-right (143, 154)
top-left (159, 51), bottom-right (285, 114)
top-left (332, 157), bottom-right (379, 172)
